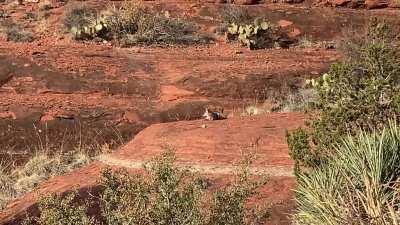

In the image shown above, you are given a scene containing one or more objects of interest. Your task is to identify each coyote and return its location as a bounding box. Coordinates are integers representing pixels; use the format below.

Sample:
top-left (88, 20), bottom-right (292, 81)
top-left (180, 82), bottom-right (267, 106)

top-left (202, 108), bottom-right (225, 121)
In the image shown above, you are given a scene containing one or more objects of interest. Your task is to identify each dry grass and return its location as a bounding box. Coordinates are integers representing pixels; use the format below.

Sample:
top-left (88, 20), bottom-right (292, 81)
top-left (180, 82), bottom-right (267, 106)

top-left (0, 150), bottom-right (93, 210)
top-left (239, 88), bottom-right (318, 117)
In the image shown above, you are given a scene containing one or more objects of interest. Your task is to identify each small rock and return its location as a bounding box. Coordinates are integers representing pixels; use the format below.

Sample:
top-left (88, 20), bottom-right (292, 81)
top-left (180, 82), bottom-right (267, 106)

top-left (278, 20), bottom-right (294, 28)
top-left (23, 63), bottom-right (30, 67)
top-left (201, 124), bottom-right (207, 129)
top-left (331, 0), bottom-right (351, 6)
top-left (40, 114), bottom-right (55, 123)
top-left (365, 0), bottom-right (389, 8)
top-left (0, 112), bottom-right (13, 119)
top-left (288, 27), bottom-right (302, 38)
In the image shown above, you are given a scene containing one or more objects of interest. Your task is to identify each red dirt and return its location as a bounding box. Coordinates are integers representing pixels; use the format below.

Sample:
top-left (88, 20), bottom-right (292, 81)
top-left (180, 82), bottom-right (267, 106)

top-left (1, 0), bottom-right (399, 224)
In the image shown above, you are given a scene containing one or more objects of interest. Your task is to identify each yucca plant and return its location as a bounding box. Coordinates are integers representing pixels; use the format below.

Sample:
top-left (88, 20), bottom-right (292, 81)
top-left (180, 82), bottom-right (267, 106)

top-left (294, 122), bottom-right (400, 225)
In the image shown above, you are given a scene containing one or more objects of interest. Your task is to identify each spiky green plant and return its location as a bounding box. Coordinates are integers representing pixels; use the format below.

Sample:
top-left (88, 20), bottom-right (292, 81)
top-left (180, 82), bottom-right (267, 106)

top-left (287, 19), bottom-right (400, 173)
top-left (294, 122), bottom-right (400, 225)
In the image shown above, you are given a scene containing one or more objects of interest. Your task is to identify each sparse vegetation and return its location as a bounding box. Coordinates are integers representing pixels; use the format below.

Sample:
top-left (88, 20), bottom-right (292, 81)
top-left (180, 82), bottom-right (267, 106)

top-left (226, 19), bottom-right (290, 50)
top-left (288, 18), bottom-right (400, 225)
top-left (297, 35), bottom-right (336, 49)
top-left (241, 88), bottom-right (318, 117)
top-left (0, 150), bottom-right (93, 210)
top-left (25, 151), bottom-right (269, 225)
top-left (287, 19), bottom-right (400, 172)
top-left (279, 89), bottom-right (319, 112)
top-left (5, 25), bottom-right (34, 42)
top-left (63, 1), bottom-right (203, 46)
top-left (219, 5), bottom-right (253, 25)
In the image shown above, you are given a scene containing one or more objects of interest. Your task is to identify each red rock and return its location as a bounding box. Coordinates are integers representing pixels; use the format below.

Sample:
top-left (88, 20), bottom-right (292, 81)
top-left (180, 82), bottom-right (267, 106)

top-left (288, 27), bottom-right (302, 38)
top-left (0, 112), bottom-right (13, 119)
top-left (365, 0), bottom-right (389, 8)
top-left (278, 20), bottom-right (294, 28)
top-left (331, 0), bottom-right (351, 6)
top-left (114, 112), bottom-right (305, 168)
top-left (40, 114), bottom-right (55, 123)
top-left (389, 0), bottom-right (400, 7)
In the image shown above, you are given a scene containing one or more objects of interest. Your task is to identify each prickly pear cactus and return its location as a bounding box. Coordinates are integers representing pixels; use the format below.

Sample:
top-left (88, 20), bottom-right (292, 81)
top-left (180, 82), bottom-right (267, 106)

top-left (226, 18), bottom-right (283, 50)
top-left (70, 10), bottom-right (111, 40)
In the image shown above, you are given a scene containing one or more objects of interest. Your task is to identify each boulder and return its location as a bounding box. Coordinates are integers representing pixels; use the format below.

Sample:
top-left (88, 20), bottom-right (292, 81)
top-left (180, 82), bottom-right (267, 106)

top-left (365, 0), bottom-right (389, 8)
top-left (331, 0), bottom-right (351, 6)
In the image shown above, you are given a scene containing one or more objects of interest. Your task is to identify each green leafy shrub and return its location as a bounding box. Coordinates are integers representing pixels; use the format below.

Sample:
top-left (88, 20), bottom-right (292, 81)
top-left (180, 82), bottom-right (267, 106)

top-left (287, 19), bottom-right (400, 172)
top-left (294, 123), bottom-right (400, 225)
top-left (36, 191), bottom-right (94, 225)
top-left (28, 151), bottom-right (269, 225)
top-left (208, 159), bottom-right (267, 225)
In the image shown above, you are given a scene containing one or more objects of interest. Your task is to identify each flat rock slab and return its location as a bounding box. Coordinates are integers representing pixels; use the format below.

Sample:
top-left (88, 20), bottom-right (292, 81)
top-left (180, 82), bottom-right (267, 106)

top-left (108, 112), bottom-right (305, 171)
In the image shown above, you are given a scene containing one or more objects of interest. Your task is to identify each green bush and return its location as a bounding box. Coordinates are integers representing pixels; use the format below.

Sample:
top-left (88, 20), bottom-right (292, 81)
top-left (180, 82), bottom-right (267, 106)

top-left (28, 151), bottom-right (269, 225)
top-left (36, 191), bottom-right (94, 225)
top-left (287, 19), bottom-right (400, 172)
top-left (294, 123), bottom-right (400, 225)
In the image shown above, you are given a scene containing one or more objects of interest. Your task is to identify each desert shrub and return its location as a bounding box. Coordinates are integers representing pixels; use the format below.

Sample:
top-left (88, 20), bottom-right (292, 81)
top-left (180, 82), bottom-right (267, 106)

top-left (294, 123), bottom-right (400, 225)
top-left (0, 164), bottom-right (16, 209)
top-left (63, 1), bottom-right (201, 45)
top-left (28, 151), bottom-right (269, 225)
top-left (111, 1), bottom-right (202, 45)
top-left (36, 191), bottom-right (94, 225)
top-left (208, 159), bottom-right (266, 225)
top-left (63, 4), bottom-right (97, 38)
top-left (99, 151), bottom-right (267, 225)
top-left (287, 19), bottom-right (400, 172)
top-left (279, 88), bottom-right (319, 112)
top-left (6, 26), bottom-right (34, 42)
top-left (219, 5), bottom-right (252, 25)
